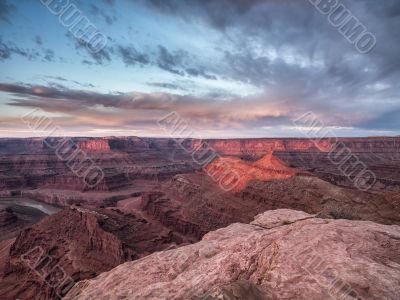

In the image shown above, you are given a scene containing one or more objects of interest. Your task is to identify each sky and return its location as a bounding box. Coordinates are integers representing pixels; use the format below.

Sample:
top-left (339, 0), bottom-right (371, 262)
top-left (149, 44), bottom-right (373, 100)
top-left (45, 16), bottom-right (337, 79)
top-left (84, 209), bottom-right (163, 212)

top-left (0, 0), bottom-right (399, 138)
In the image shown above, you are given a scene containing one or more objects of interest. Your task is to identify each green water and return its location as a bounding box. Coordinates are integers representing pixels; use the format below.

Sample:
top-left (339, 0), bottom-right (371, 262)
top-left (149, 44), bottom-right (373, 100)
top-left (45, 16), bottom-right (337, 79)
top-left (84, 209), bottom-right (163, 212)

top-left (0, 197), bottom-right (61, 223)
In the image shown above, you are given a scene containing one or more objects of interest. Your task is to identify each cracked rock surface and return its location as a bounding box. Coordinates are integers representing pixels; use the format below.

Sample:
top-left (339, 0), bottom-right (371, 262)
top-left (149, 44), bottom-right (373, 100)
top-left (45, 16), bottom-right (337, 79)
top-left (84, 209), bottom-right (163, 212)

top-left (65, 209), bottom-right (400, 300)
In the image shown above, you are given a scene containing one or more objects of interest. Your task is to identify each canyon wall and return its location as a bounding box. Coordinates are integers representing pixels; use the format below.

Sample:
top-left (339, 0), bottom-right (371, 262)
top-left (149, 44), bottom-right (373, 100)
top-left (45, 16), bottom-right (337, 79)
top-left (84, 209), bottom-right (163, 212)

top-left (0, 137), bottom-right (399, 193)
top-left (1, 136), bottom-right (399, 155)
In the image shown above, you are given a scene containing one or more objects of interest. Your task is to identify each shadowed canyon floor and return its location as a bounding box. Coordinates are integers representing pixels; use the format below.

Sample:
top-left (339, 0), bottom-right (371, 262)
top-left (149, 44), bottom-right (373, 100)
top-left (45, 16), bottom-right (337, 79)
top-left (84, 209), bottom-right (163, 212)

top-left (0, 137), bottom-right (399, 299)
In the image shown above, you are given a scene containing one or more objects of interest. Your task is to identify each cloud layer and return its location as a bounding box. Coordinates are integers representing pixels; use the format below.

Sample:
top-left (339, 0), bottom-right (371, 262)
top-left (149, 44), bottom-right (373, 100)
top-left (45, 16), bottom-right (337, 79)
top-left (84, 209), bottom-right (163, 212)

top-left (0, 0), bottom-right (399, 137)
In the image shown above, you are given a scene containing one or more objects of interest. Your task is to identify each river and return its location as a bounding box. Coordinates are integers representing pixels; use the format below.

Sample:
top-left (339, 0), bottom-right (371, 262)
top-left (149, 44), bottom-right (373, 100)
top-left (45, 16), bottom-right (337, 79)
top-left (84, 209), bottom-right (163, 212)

top-left (0, 197), bottom-right (61, 215)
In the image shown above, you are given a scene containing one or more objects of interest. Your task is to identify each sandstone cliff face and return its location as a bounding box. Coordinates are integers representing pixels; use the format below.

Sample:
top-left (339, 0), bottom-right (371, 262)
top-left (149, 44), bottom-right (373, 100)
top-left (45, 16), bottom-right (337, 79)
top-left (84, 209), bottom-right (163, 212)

top-left (0, 238), bottom-right (14, 277)
top-left (0, 209), bottom-right (29, 242)
top-left (1, 137), bottom-right (399, 192)
top-left (137, 152), bottom-right (400, 244)
top-left (75, 139), bottom-right (111, 152)
top-left (65, 209), bottom-right (400, 300)
top-left (193, 138), bottom-right (331, 154)
top-left (0, 138), bottom-right (45, 154)
top-left (205, 151), bottom-right (302, 192)
top-left (140, 191), bottom-right (206, 241)
top-left (1, 136), bottom-right (398, 155)
top-left (0, 150), bottom-right (196, 192)
top-left (0, 206), bottom-right (192, 300)
top-left (198, 137), bottom-right (400, 155)
top-left (0, 208), bottom-right (127, 300)
top-left (0, 137), bottom-right (187, 154)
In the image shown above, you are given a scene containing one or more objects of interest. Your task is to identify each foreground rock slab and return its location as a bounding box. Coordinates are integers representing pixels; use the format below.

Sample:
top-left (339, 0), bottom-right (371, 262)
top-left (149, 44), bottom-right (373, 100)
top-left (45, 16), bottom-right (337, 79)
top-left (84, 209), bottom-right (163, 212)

top-left (66, 209), bottom-right (400, 300)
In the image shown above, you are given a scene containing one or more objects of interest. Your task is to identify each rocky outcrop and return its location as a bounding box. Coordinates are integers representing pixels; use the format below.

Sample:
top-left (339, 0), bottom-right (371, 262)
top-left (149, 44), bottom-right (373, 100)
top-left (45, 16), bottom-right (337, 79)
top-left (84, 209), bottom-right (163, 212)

top-left (0, 151), bottom-right (196, 192)
top-left (0, 205), bottom-right (191, 300)
top-left (193, 138), bottom-right (331, 154)
top-left (0, 137), bottom-right (186, 154)
top-left (1, 137), bottom-right (399, 192)
top-left (0, 208), bottom-right (127, 300)
top-left (140, 192), bottom-right (206, 240)
top-left (0, 238), bottom-right (15, 277)
top-left (140, 168), bottom-right (400, 242)
top-left (199, 136), bottom-right (400, 155)
top-left (0, 209), bottom-right (18, 227)
top-left (1, 136), bottom-right (398, 155)
top-left (0, 209), bottom-right (29, 242)
top-left (205, 151), bottom-right (304, 191)
top-left (75, 139), bottom-right (110, 152)
top-left (65, 209), bottom-right (400, 300)
top-left (0, 138), bottom-right (45, 154)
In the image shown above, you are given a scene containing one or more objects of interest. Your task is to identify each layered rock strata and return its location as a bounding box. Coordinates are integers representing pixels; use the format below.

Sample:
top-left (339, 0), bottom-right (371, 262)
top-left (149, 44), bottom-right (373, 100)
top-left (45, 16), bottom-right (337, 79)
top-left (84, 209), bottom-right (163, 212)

top-left (65, 209), bottom-right (400, 300)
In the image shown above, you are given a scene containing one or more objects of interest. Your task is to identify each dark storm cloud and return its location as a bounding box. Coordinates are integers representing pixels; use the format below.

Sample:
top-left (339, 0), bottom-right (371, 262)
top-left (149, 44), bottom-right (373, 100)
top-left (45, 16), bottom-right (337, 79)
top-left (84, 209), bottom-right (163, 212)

top-left (147, 0), bottom-right (264, 29)
top-left (146, 0), bottom-right (400, 132)
top-left (2, 0), bottom-right (399, 135)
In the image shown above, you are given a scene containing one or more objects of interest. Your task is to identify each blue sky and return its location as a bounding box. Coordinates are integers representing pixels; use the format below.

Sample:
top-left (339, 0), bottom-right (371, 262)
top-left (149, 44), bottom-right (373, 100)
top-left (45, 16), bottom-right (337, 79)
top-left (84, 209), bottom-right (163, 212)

top-left (0, 0), bottom-right (399, 137)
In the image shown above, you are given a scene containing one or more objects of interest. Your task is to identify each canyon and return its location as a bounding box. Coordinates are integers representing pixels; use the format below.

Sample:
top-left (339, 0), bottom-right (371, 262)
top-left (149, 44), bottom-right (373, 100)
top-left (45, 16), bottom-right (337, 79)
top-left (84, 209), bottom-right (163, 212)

top-left (0, 136), bottom-right (399, 299)
top-left (65, 209), bottom-right (400, 300)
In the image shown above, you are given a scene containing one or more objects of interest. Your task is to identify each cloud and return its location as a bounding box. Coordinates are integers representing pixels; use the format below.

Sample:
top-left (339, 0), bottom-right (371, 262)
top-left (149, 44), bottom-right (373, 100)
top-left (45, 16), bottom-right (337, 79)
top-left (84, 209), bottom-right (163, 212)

top-left (1, 0), bottom-right (400, 137)
top-left (147, 82), bottom-right (187, 91)
top-left (156, 45), bottom-right (186, 76)
top-left (64, 31), bottom-right (216, 79)
top-left (185, 67), bottom-right (217, 80)
top-left (0, 83), bottom-right (127, 107)
top-left (43, 49), bottom-right (55, 62)
top-left (0, 1), bottom-right (16, 23)
top-left (155, 45), bottom-right (217, 79)
top-left (66, 33), bottom-right (112, 65)
top-left (34, 36), bottom-right (43, 46)
top-left (0, 36), bottom-right (58, 63)
top-left (44, 76), bottom-right (96, 88)
top-left (1, 81), bottom-right (399, 136)
top-left (359, 109), bottom-right (400, 131)
top-left (89, 3), bottom-right (117, 25)
top-left (146, 0), bottom-right (264, 29)
top-left (114, 43), bottom-right (217, 80)
top-left (145, 0), bottom-right (400, 131)
top-left (102, 0), bottom-right (115, 6)
top-left (117, 45), bottom-right (150, 66)
top-left (0, 37), bottom-right (40, 61)
top-left (0, 82), bottom-right (289, 130)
